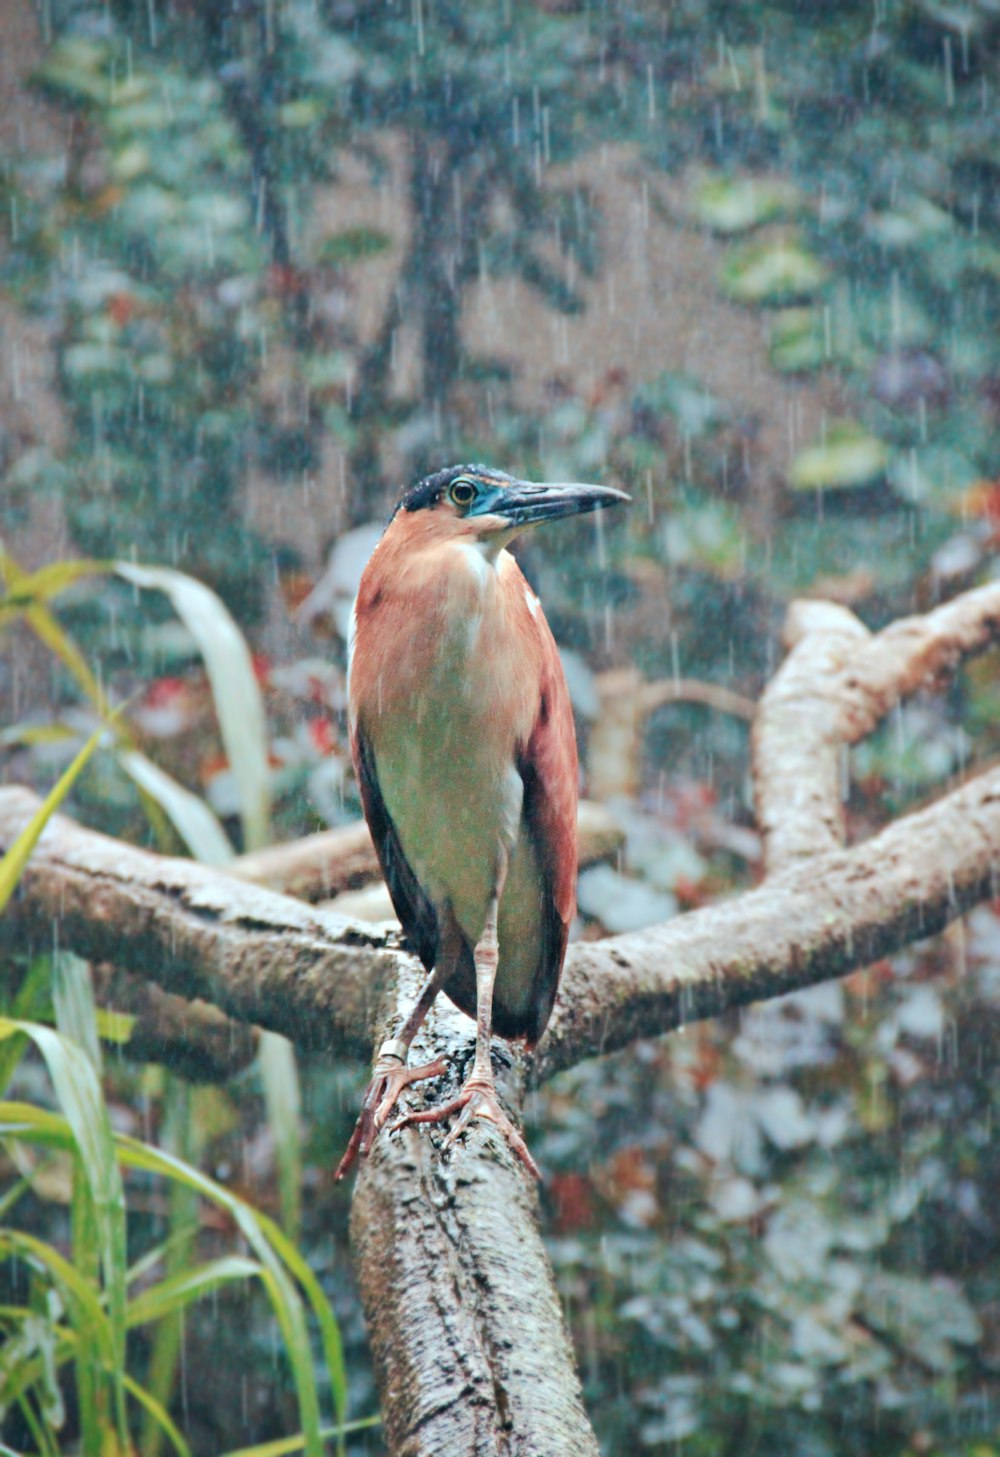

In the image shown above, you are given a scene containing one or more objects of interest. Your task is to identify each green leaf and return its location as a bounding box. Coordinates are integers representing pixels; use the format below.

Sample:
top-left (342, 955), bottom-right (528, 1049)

top-left (127, 1255), bottom-right (262, 1328)
top-left (116, 563), bottom-right (271, 851)
top-left (52, 952), bottom-right (102, 1076)
top-left (768, 308), bottom-right (828, 373)
top-left (0, 548), bottom-right (109, 715)
top-left (219, 1417), bottom-right (381, 1457)
top-left (0, 1101), bottom-right (344, 1455)
top-left (721, 235), bottom-right (828, 305)
top-left (122, 1373), bottom-right (193, 1457)
top-left (317, 227), bottom-right (392, 265)
top-left (0, 712), bottom-right (121, 917)
top-left (0, 1021), bottom-right (128, 1446)
top-left (0, 556), bottom-right (108, 620)
top-left (692, 172), bottom-right (800, 234)
top-left (789, 423), bottom-right (889, 491)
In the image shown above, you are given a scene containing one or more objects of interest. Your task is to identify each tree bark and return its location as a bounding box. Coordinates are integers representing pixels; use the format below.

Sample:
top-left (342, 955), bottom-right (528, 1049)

top-left (5, 581), bottom-right (1000, 1453)
top-left (3, 761), bottom-right (998, 1079)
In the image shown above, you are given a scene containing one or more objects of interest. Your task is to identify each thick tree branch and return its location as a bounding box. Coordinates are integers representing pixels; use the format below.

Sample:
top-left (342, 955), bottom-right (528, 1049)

top-left (229, 799), bottom-right (625, 903)
top-left (91, 967), bottom-right (259, 1082)
top-left (535, 760), bottom-right (1000, 1080)
top-left (752, 600), bottom-right (869, 870)
top-left (3, 762), bottom-right (998, 1080)
top-left (6, 576), bottom-right (1000, 1456)
top-left (753, 581), bottom-right (1000, 874)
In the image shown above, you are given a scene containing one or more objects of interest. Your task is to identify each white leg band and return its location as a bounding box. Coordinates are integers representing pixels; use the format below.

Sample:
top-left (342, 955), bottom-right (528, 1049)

top-left (378, 1038), bottom-right (408, 1063)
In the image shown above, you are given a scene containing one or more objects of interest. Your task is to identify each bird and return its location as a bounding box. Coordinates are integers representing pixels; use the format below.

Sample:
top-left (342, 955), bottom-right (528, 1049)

top-left (335, 464), bottom-right (629, 1179)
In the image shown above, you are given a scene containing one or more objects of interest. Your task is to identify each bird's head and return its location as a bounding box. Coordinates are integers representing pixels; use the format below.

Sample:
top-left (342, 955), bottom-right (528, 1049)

top-left (392, 463), bottom-right (629, 545)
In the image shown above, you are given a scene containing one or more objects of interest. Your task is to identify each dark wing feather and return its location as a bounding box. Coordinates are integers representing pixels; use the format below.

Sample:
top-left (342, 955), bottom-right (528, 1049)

top-left (509, 655), bottom-right (578, 1046)
top-left (352, 723), bottom-right (439, 971)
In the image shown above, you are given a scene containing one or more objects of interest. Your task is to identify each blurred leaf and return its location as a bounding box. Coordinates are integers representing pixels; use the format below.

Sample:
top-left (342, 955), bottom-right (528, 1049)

top-left (861, 1273), bottom-right (980, 1372)
top-left (692, 172), bottom-right (801, 234)
top-left (317, 228), bottom-right (391, 265)
top-left (721, 235), bottom-right (828, 304)
top-left (52, 952), bottom-right (102, 1076)
top-left (94, 1008), bottom-right (136, 1045)
top-left (33, 38), bottom-right (109, 104)
top-left (257, 1033), bottom-right (302, 1242)
top-left (116, 563), bottom-right (271, 850)
top-left (118, 749), bottom-right (235, 865)
top-left (888, 445), bottom-right (980, 507)
top-left (768, 308), bottom-right (828, 372)
top-left (789, 423), bottom-right (889, 491)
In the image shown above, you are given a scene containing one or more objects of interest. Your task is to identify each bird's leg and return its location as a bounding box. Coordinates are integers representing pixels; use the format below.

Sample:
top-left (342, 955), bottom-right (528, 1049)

top-left (334, 952), bottom-right (452, 1181)
top-left (391, 854), bottom-right (541, 1179)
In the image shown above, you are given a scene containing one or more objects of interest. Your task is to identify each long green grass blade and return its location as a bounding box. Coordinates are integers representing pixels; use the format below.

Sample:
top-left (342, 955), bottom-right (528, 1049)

top-left (122, 1372), bottom-right (192, 1457)
top-left (0, 710), bottom-right (122, 916)
top-left (257, 1033), bottom-right (302, 1242)
top-left (140, 1077), bottom-right (199, 1457)
top-left (14, 1391), bottom-right (59, 1457)
top-left (0, 956), bottom-right (53, 1098)
top-left (219, 1417), bottom-right (381, 1457)
top-left (0, 1100), bottom-right (343, 1455)
top-left (0, 1021), bottom-right (128, 1448)
top-left (127, 1255), bottom-right (261, 1329)
top-left (254, 1212), bottom-right (347, 1435)
top-left (0, 1229), bottom-right (114, 1367)
top-left (70, 1157), bottom-right (106, 1457)
top-left (52, 951), bottom-right (103, 1075)
top-left (0, 554), bottom-right (109, 614)
top-left (116, 562), bottom-right (271, 851)
top-left (112, 1139), bottom-right (327, 1457)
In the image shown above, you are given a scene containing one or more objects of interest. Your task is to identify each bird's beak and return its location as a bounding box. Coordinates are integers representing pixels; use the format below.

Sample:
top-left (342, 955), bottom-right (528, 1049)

top-left (486, 480), bottom-right (630, 528)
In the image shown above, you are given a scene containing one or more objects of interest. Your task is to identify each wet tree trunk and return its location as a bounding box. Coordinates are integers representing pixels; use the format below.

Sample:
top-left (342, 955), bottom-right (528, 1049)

top-left (351, 963), bottom-right (597, 1457)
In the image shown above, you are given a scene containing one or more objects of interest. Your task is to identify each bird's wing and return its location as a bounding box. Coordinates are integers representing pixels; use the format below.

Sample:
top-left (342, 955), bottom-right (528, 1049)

top-left (514, 649), bottom-right (578, 1046)
top-left (351, 722), bottom-right (440, 971)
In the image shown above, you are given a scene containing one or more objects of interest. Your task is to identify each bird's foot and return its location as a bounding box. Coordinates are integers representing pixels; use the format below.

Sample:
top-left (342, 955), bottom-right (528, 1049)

top-left (334, 1051), bottom-right (447, 1181)
top-left (389, 1075), bottom-right (541, 1180)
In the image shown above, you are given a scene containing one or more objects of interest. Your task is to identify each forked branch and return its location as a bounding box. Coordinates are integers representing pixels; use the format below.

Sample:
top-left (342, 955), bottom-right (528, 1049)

top-left (4, 579), bottom-right (1000, 1455)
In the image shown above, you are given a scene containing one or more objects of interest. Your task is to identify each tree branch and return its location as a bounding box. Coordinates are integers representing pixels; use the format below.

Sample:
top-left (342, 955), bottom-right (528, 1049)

top-left (229, 799), bottom-right (625, 903)
top-left (3, 759), bottom-right (998, 1080)
top-left (6, 576), bottom-right (1000, 1455)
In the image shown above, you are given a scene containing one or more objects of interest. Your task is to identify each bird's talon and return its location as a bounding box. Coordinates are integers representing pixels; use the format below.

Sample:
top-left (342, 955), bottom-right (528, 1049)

top-left (390, 1079), bottom-right (540, 1179)
top-left (334, 1054), bottom-right (447, 1180)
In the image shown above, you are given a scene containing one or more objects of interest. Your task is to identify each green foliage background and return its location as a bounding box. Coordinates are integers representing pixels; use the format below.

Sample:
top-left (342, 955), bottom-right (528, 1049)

top-left (3, 0), bottom-right (1000, 1453)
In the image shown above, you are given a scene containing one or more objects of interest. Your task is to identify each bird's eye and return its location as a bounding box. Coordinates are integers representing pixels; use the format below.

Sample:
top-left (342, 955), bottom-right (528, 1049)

top-left (448, 478), bottom-right (477, 508)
